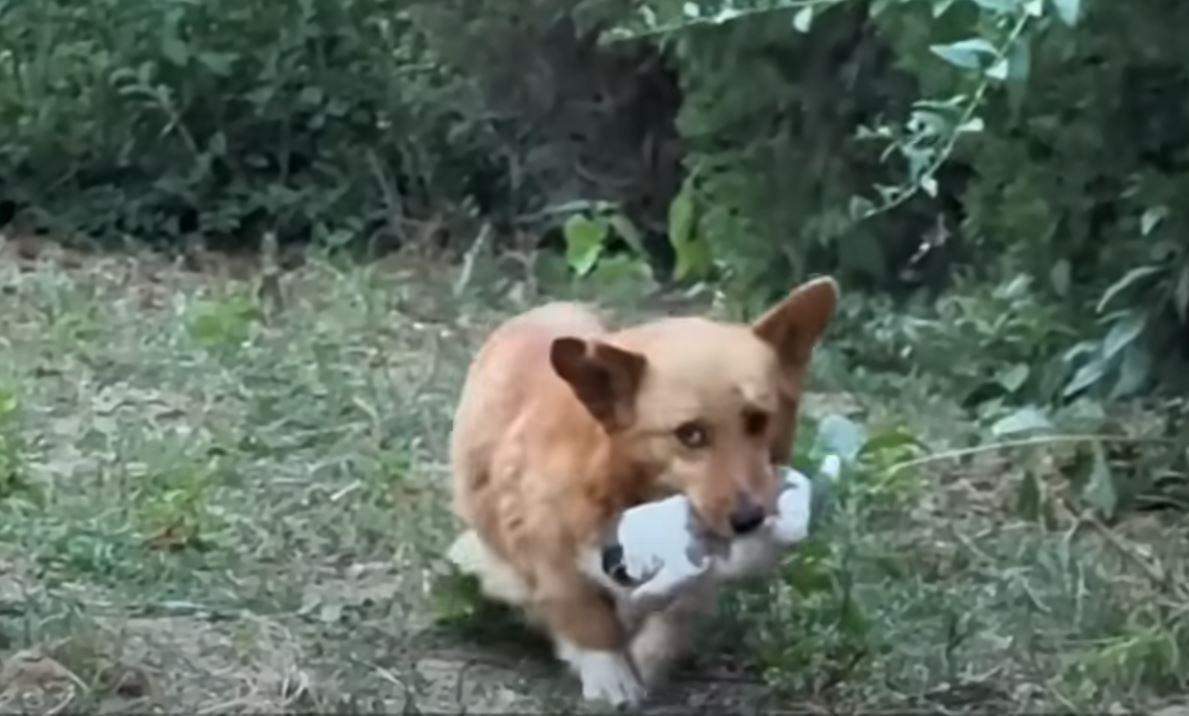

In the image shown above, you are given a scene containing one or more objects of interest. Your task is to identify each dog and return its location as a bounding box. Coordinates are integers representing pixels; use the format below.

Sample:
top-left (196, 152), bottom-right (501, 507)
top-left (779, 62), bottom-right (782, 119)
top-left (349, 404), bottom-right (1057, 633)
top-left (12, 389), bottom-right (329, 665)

top-left (447, 276), bottom-right (838, 705)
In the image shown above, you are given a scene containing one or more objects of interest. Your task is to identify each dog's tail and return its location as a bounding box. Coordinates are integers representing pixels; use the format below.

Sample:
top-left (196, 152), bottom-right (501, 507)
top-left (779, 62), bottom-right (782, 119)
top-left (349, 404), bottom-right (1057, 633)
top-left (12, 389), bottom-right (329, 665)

top-left (446, 529), bottom-right (532, 607)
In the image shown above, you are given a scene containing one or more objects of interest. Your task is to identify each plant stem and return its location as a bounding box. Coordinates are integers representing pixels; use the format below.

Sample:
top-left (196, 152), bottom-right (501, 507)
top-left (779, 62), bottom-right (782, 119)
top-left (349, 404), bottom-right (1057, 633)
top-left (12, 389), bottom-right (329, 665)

top-left (887, 433), bottom-right (1177, 476)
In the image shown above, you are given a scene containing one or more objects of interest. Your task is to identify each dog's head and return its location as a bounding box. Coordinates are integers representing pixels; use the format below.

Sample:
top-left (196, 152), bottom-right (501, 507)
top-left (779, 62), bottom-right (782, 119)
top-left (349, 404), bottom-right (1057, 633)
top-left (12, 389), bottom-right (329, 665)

top-left (549, 277), bottom-right (838, 537)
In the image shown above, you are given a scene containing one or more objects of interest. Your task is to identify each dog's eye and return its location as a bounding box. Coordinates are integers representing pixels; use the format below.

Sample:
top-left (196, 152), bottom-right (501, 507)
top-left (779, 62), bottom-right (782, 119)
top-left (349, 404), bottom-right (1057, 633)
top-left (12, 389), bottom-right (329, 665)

top-left (743, 409), bottom-right (769, 437)
top-left (674, 421), bottom-right (710, 448)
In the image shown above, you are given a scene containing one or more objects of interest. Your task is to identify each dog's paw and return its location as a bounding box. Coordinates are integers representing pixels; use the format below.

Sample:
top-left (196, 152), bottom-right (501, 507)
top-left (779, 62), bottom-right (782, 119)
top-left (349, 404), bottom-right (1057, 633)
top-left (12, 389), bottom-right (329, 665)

top-left (573, 649), bottom-right (645, 707)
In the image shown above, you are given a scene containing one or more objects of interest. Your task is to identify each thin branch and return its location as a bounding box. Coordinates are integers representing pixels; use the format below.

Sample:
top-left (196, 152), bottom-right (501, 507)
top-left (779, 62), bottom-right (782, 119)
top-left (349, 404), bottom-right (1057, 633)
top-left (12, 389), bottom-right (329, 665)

top-left (859, 9), bottom-right (1033, 221)
top-left (887, 433), bottom-right (1176, 476)
top-left (602, 0), bottom-right (850, 44)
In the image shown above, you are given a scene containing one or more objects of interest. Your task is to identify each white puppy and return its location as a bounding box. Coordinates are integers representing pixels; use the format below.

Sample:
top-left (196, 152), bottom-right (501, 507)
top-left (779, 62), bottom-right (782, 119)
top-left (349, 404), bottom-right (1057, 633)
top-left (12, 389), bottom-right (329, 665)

top-left (581, 460), bottom-right (831, 616)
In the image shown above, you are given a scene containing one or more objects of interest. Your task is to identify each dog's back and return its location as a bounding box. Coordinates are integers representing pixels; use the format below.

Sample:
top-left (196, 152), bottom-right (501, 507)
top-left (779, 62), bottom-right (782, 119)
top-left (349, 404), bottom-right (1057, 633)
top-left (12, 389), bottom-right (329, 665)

top-left (449, 302), bottom-right (610, 570)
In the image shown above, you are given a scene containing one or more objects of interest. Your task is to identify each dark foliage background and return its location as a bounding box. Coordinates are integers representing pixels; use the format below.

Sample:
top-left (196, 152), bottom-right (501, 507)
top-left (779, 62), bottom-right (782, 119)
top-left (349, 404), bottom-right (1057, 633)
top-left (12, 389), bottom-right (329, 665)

top-left (1, 0), bottom-right (1186, 455)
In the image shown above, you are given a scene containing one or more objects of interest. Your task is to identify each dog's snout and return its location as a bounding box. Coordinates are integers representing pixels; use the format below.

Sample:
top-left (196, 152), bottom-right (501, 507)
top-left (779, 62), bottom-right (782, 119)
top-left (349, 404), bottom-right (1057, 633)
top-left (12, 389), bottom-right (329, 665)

top-left (729, 495), bottom-right (766, 535)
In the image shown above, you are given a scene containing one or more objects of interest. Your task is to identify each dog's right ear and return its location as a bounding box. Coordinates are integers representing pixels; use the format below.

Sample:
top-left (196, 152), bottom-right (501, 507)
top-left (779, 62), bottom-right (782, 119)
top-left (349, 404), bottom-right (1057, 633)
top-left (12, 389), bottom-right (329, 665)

top-left (751, 276), bottom-right (839, 369)
top-left (550, 337), bottom-right (647, 429)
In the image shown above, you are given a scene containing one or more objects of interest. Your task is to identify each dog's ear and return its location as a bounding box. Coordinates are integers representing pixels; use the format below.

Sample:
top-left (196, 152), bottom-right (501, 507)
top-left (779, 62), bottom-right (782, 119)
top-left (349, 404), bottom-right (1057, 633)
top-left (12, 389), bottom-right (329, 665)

top-left (550, 337), bottom-right (647, 429)
top-left (752, 276), bottom-right (838, 368)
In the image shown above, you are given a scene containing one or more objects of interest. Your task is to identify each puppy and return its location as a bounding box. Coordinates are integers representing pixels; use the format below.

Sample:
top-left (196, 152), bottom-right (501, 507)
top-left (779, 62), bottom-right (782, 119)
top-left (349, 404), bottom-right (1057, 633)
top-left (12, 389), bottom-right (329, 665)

top-left (447, 277), bottom-right (838, 706)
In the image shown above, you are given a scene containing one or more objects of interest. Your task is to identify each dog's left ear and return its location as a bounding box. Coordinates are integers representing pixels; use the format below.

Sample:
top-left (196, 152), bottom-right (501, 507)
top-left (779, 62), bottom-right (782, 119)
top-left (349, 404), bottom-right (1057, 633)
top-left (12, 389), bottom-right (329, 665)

top-left (752, 276), bottom-right (839, 368)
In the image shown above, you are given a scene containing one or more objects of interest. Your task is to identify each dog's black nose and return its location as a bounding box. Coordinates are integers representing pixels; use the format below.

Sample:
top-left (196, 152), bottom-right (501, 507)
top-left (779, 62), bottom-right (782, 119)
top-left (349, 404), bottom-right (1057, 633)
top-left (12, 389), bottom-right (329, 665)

top-left (729, 499), bottom-right (765, 535)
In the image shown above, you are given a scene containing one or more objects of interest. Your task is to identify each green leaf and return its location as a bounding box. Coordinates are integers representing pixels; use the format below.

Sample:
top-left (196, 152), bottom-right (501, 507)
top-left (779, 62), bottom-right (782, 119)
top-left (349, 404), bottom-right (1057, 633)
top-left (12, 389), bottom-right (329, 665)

top-left (957, 117), bottom-right (986, 134)
top-left (668, 187), bottom-right (695, 247)
top-left (1081, 443), bottom-right (1117, 519)
top-left (1110, 344), bottom-right (1152, 400)
top-left (930, 38), bottom-right (998, 70)
top-left (668, 187), bottom-right (712, 281)
top-left (1051, 0), bottom-right (1081, 26)
top-left (1007, 39), bottom-right (1031, 85)
top-left (991, 406), bottom-right (1053, 437)
top-left (996, 363), bottom-right (1030, 393)
top-left (932, 0), bottom-right (957, 17)
top-left (1063, 356), bottom-right (1107, 398)
top-left (793, 5), bottom-right (814, 32)
top-left (1175, 263), bottom-right (1189, 324)
top-left (1050, 259), bottom-right (1071, 297)
top-left (813, 414), bottom-right (867, 464)
top-left (299, 86), bottom-right (325, 106)
top-left (1141, 206), bottom-right (1168, 236)
top-left (1101, 312), bottom-right (1146, 364)
top-left (921, 175), bottom-right (938, 197)
top-left (672, 237), bottom-right (712, 282)
top-left (609, 213), bottom-right (645, 256)
top-left (1097, 265), bottom-right (1163, 313)
top-left (588, 254), bottom-right (655, 294)
top-left (971, 0), bottom-right (1016, 12)
top-left (162, 36), bottom-right (189, 67)
top-left (986, 57), bottom-right (1009, 81)
top-left (197, 52), bottom-right (235, 76)
top-left (208, 132), bottom-right (227, 157)
top-left (910, 108), bottom-right (950, 135)
top-left (848, 195), bottom-right (876, 220)
top-left (563, 214), bottom-right (607, 276)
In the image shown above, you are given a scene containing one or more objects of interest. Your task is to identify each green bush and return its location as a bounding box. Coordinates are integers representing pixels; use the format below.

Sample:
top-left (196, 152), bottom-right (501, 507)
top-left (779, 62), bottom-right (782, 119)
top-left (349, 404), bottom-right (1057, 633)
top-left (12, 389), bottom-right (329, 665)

top-left (0, 0), bottom-right (496, 250)
top-left (2, 0), bottom-right (1188, 402)
top-left (575, 0), bottom-right (1189, 402)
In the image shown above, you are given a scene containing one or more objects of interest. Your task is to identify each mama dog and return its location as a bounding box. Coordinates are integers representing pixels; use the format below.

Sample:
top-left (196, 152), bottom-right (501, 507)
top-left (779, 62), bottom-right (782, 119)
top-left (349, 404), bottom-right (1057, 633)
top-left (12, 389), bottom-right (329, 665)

top-left (447, 277), bottom-right (838, 705)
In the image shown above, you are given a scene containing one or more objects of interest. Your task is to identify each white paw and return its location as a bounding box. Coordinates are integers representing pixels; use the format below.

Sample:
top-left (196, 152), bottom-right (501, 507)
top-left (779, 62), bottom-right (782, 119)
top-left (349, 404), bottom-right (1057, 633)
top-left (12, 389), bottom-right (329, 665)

top-left (566, 648), bottom-right (645, 707)
top-left (631, 561), bottom-right (707, 604)
top-left (772, 468), bottom-right (812, 546)
top-left (620, 545), bottom-right (664, 585)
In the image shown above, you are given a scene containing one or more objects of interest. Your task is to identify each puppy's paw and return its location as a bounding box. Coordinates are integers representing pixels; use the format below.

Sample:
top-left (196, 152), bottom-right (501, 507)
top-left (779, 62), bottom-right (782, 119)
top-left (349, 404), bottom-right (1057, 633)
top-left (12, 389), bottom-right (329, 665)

top-left (601, 541), bottom-right (664, 587)
top-left (571, 649), bottom-right (645, 707)
top-left (629, 558), bottom-right (709, 607)
top-left (772, 467), bottom-right (812, 546)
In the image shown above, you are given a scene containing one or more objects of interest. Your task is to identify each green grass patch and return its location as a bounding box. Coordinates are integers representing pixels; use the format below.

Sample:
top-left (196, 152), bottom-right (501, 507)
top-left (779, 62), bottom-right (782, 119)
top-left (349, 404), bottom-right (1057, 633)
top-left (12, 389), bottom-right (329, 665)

top-left (0, 247), bottom-right (1186, 713)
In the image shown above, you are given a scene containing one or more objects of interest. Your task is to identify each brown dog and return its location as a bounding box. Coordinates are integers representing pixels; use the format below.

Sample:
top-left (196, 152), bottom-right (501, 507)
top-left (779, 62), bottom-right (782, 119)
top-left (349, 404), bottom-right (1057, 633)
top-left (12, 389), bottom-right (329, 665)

top-left (448, 277), bottom-right (838, 705)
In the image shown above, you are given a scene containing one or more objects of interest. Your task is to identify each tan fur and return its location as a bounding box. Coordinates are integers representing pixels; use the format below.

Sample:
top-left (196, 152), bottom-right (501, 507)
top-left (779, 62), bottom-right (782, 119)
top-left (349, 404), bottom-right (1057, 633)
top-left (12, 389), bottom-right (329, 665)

top-left (448, 278), bottom-right (838, 700)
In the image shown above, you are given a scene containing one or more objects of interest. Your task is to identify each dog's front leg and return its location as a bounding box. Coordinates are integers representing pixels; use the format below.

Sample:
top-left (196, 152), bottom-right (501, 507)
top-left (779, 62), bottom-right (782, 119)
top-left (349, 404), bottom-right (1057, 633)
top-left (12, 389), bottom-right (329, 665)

top-left (538, 575), bottom-right (645, 707)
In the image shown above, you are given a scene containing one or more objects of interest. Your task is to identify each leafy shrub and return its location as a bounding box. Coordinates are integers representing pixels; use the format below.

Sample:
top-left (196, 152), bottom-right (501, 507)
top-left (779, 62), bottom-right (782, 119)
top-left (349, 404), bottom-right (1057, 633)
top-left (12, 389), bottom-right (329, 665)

top-left (0, 0), bottom-right (496, 251)
top-left (566, 0), bottom-right (1189, 403)
top-left (2, 0), bottom-right (1188, 405)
